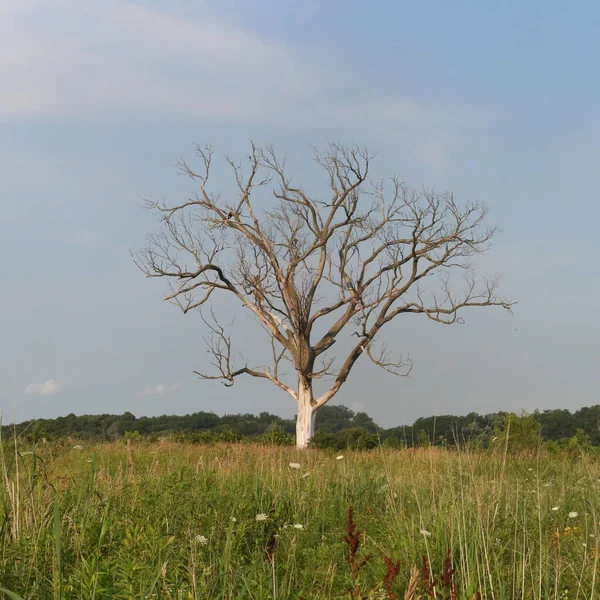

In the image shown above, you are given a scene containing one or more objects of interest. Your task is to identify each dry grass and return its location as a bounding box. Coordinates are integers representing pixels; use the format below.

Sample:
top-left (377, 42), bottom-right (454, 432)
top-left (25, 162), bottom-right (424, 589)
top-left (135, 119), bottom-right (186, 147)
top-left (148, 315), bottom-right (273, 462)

top-left (0, 440), bottom-right (598, 598)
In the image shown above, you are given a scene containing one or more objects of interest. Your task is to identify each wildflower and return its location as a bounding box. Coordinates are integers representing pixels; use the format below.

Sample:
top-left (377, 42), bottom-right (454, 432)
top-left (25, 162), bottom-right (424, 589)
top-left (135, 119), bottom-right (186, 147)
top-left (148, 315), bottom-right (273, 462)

top-left (255, 513), bottom-right (268, 521)
top-left (289, 462), bottom-right (301, 469)
top-left (293, 524), bottom-right (304, 530)
top-left (230, 517), bottom-right (237, 522)
top-left (73, 444), bottom-right (84, 451)
top-left (195, 534), bottom-right (208, 546)
top-left (336, 455), bottom-right (344, 460)
top-left (552, 506), bottom-right (559, 511)
top-left (302, 472), bottom-right (311, 478)
top-left (420, 529), bottom-right (432, 538)
top-left (568, 511), bottom-right (579, 519)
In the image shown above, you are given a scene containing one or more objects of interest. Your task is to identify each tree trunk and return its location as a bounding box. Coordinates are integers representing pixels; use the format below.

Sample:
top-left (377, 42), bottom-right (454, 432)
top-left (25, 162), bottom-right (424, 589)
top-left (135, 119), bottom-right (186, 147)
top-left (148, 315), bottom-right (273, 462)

top-left (296, 378), bottom-right (315, 448)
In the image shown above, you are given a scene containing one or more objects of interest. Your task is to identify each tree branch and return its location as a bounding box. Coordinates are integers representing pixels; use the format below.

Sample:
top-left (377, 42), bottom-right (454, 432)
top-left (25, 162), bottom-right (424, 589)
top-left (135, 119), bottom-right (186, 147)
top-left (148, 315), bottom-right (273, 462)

top-left (136, 142), bottom-right (514, 420)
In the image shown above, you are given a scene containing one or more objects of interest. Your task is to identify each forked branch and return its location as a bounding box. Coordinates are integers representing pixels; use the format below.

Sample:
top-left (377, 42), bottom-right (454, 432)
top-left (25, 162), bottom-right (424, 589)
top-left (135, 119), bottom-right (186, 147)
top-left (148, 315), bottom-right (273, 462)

top-left (136, 142), bottom-right (514, 416)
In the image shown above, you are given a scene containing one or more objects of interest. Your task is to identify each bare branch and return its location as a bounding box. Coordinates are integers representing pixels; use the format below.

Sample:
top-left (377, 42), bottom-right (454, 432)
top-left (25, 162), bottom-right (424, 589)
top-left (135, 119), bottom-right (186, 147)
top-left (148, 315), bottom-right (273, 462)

top-left (192, 310), bottom-right (296, 398)
top-left (136, 142), bottom-right (514, 438)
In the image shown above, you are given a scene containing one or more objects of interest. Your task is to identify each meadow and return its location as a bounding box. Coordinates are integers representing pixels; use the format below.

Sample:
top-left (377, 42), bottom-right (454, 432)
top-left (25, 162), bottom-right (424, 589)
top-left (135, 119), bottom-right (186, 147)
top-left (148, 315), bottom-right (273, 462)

top-left (1, 440), bottom-right (599, 599)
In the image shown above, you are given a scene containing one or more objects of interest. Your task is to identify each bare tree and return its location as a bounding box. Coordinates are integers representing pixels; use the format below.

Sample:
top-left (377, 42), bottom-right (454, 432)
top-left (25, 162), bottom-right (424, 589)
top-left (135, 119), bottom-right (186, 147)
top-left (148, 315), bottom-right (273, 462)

top-left (134, 143), bottom-right (513, 447)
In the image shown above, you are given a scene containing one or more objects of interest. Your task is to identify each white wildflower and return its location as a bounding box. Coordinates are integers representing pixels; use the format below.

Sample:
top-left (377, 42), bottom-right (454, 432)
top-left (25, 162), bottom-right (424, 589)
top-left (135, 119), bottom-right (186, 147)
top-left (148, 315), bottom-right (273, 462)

top-left (551, 506), bottom-right (559, 511)
top-left (255, 513), bottom-right (268, 521)
top-left (293, 524), bottom-right (304, 530)
top-left (230, 517), bottom-right (237, 522)
top-left (568, 511), bottom-right (578, 519)
top-left (420, 529), bottom-right (432, 538)
top-left (195, 534), bottom-right (208, 546)
top-left (73, 444), bottom-right (84, 451)
top-left (336, 455), bottom-right (344, 460)
top-left (289, 462), bottom-right (301, 469)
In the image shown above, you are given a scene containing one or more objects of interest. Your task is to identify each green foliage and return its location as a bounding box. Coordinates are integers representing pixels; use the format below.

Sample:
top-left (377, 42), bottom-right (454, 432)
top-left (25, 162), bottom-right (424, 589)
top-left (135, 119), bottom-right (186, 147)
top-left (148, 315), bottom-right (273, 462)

top-left (122, 430), bottom-right (143, 444)
top-left (1, 443), bottom-right (599, 598)
top-left (4, 403), bottom-right (600, 451)
top-left (337, 427), bottom-right (379, 450)
top-left (257, 423), bottom-right (294, 446)
top-left (561, 428), bottom-right (594, 455)
top-left (381, 434), bottom-right (401, 449)
top-left (216, 426), bottom-right (242, 443)
top-left (23, 421), bottom-right (49, 444)
top-left (494, 411), bottom-right (542, 451)
top-left (0, 588), bottom-right (25, 600)
top-left (416, 429), bottom-right (430, 448)
top-left (308, 427), bottom-right (379, 451)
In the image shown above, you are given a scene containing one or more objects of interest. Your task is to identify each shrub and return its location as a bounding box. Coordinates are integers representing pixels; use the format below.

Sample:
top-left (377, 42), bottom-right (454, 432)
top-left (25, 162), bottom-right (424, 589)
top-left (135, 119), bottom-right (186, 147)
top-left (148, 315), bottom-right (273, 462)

top-left (494, 411), bottom-right (542, 451)
top-left (122, 430), bottom-right (143, 444)
top-left (258, 423), bottom-right (294, 446)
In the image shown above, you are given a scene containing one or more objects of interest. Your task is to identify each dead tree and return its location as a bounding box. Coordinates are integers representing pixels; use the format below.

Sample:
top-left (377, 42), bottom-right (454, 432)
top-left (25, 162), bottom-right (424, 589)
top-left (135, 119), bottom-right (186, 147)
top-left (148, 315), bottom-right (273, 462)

top-left (134, 143), bottom-right (513, 447)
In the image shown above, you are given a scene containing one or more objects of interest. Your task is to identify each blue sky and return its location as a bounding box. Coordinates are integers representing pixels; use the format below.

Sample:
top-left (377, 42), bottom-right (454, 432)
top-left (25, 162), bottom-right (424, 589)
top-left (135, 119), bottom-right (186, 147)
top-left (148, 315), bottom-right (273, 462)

top-left (1, 0), bottom-right (599, 426)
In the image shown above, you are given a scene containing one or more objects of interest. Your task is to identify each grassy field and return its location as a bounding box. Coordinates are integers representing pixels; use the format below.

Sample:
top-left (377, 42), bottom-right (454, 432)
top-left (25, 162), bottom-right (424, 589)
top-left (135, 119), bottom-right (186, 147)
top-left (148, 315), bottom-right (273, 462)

top-left (1, 440), bottom-right (599, 599)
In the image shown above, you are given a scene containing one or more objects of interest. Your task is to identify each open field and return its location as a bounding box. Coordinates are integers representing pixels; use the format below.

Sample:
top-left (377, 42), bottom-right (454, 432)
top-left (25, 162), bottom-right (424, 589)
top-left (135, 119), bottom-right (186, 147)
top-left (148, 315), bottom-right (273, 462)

top-left (1, 441), bottom-right (599, 599)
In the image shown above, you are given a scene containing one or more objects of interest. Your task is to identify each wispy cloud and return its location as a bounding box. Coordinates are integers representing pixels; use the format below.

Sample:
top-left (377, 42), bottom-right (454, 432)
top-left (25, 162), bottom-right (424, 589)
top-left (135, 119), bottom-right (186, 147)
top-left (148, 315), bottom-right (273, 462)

top-left (0, 0), bottom-right (497, 170)
top-left (24, 379), bottom-right (65, 396)
top-left (0, 0), bottom-right (321, 121)
top-left (137, 382), bottom-right (180, 397)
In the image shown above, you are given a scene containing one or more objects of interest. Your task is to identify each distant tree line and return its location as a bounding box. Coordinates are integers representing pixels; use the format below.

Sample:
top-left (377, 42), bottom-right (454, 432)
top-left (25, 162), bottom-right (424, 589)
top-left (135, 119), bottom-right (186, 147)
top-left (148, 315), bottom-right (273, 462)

top-left (3, 404), bottom-right (600, 451)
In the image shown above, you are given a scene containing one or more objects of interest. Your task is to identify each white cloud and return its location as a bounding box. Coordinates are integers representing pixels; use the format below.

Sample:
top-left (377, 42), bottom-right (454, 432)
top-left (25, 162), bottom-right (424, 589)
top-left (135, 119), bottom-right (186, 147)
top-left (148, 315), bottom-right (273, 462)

top-left (0, 0), bottom-right (322, 122)
top-left (24, 379), bottom-right (65, 396)
top-left (0, 0), bottom-right (496, 169)
top-left (137, 382), bottom-right (180, 397)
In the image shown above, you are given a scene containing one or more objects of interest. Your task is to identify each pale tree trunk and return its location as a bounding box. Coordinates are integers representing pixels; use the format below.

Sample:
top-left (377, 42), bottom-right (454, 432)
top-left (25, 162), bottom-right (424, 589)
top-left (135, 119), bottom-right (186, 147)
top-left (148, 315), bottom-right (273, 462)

top-left (296, 378), bottom-right (316, 448)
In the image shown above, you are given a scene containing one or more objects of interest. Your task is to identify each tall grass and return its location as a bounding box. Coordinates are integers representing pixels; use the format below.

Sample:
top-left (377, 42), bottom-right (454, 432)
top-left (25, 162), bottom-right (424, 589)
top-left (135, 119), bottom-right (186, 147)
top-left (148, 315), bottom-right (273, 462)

top-left (0, 439), bottom-right (598, 599)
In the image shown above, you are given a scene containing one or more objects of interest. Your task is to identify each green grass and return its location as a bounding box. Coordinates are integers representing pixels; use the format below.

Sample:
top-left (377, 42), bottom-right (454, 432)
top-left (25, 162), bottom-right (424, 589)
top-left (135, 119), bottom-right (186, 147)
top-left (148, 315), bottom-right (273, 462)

top-left (1, 440), bottom-right (599, 599)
